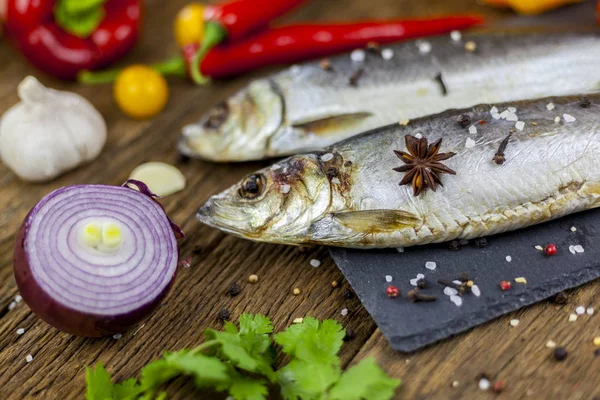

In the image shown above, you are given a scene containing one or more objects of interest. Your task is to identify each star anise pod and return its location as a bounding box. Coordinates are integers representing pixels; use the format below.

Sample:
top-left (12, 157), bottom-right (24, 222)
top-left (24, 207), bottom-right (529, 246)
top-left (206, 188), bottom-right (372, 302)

top-left (393, 135), bottom-right (456, 196)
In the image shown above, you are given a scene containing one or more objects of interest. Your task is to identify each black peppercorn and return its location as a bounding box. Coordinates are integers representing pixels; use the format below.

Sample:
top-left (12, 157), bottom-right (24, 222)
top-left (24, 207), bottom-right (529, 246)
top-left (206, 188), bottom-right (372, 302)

top-left (580, 97), bottom-right (591, 108)
top-left (595, 348), bottom-right (600, 357)
top-left (474, 238), bottom-right (487, 248)
top-left (343, 328), bottom-right (356, 342)
top-left (448, 240), bottom-right (461, 251)
top-left (552, 292), bottom-right (568, 304)
top-left (228, 283), bottom-right (241, 297)
top-left (218, 309), bottom-right (230, 321)
top-left (457, 114), bottom-right (471, 128)
top-left (553, 347), bottom-right (568, 361)
top-left (343, 288), bottom-right (355, 299)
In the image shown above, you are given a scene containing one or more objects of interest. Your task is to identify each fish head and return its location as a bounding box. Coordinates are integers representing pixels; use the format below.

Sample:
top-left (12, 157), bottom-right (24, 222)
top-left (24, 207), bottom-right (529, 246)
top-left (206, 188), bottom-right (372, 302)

top-left (178, 79), bottom-right (284, 161)
top-left (197, 155), bottom-right (331, 244)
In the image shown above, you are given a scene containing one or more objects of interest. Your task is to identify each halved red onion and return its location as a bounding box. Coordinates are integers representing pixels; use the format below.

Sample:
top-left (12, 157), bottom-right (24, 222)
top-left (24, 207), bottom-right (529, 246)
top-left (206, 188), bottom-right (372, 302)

top-left (14, 183), bottom-right (182, 337)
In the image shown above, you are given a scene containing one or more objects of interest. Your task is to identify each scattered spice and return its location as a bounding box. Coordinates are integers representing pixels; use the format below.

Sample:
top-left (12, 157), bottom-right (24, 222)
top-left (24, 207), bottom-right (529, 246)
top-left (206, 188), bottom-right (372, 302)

top-left (448, 240), bottom-right (461, 251)
top-left (407, 288), bottom-right (437, 302)
top-left (552, 292), bottom-right (568, 304)
top-left (343, 288), bottom-right (355, 299)
top-left (579, 97), bottom-right (591, 108)
top-left (434, 73), bottom-right (448, 96)
top-left (385, 275), bottom-right (393, 282)
top-left (228, 282), bottom-right (241, 297)
top-left (593, 337), bottom-right (600, 347)
top-left (425, 261), bottom-right (437, 271)
top-left (474, 238), bottom-right (487, 248)
top-left (177, 153), bottom-right (190, 164)
top-left (310, 259), bottom-right (321, 267)
top-left (16, 328), bottom-right (25, 335)
top-left (546, 340), bottom-right (556, 348)
top-left (587, 307), bottom-right (595, 315)
top-left (493, 381), bottom-right (505, 393)
top-left (179, 256), bottom-right (192, 269)
top-left (575, 306), bottom-right (585, 315)
top-left (499, 281), bottom-right (511, 291)
top-left (113, 333), bottom-right (122, 340)
top-left (386, 285), bottom-right (400, 298)
top-left (293, 317), bottom-right (304, 324)
top-left (248, 274), bottom-right (259, 284)
top-left (544, 244), bottom-right (557, 256)
top-left (348, 68), bottom-right (364, 87)
top-left (417, 278), bottom-right (428, 289)
top-left (366, 41), bottom-right (380, 53)
top-left (464, 40), bottom-right (477, 52)
top-left (218, 309), bottom-right (230, 321)
top-left (493, 133), bottom-right (512, 165)
top-left (343, 328), bottom-right (356, 341)
top-left (568, 314), bottom-right (578, 322)
top-left (25, 355), bottom-right (33, 363)
top-left (510, 319), bottom-right (520, 327)
top-left (381, 48), bottom-right (394, 60)
top-left (331, 280), bottom-right (339, 288)
top-left (319, 59), bottom-right (333, 71)
top-left (505, 255), bottom-right (512, 262)
top-left (595, 349), bottom-right (600, 357)
top-left (350, 49), bottom-right (366, 62)
top-left (515, 277), bottom-right (527, 284)
top-left (292, 287), bottom-right (301, 296)
top-left (553, 347), bottom-right (568, 361)
top-left (393, 135), bottom-right (457, 196)
top-left (478, 378), bottom-right (490, 391)
top-left (410, 273), bottom-right (425, 286)
top-left (452, 381), bottom-right (460, 388)
top-left (457, 114), bottom-right (472, 128)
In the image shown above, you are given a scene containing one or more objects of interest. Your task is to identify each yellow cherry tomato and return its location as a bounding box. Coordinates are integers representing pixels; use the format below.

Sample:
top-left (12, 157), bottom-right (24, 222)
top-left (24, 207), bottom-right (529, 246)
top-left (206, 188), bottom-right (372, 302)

top-left (174, 3), bottom-right (206, 47)
top-left (114, 65), bottom-right (169, 120)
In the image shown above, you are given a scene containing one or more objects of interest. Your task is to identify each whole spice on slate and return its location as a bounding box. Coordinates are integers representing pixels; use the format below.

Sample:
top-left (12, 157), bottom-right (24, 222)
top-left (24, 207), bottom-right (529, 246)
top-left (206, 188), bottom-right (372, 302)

top-left (366, 41), bottom-right (381, 53)
top-left (434, 72), bottom-right (448, 96)
top-left (460, 272), bottom-right (470, 282)
top-left (343, 328), bottom-right (357, 341)
top-left (448, 240), bottom-right (461, 251)
top-left (218, 309), bottom-right (230, 321)
top-left (499, 280), bottom-right (511, 291)
top-left (544, 244), bottom-right (557, 256)
top-left (228, 282), bottom-right (241, 297)
top-left (580, 97), bottom-right (591, 108)
top-left (416, 278), bottom-right (428, 289)
top-left (393, 135), bottom-right (457, 196)
top-left (343, 288), bottom-right (355, 299)
top-left (457, 114), bottom-right (471, 128)
top-left (349, 68), bottom-right (364, 86)
top-left (493, 133), bottom-right (512, 165)
top-left (552, 292), bottom-right (569, 304)
top-left (553, 347), bottom-right (568, 361)
top-left (386, 285), bottom-right (400, 298)
top-left (407, 288), bottom-right (437, 302)
top-left (474, 238), bottom-right (487, 248)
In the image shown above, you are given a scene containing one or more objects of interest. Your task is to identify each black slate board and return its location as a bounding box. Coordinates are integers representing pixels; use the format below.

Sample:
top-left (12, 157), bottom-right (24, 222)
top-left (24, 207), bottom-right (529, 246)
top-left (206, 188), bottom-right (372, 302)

top-left (329, 210), bottom-right (600, 352)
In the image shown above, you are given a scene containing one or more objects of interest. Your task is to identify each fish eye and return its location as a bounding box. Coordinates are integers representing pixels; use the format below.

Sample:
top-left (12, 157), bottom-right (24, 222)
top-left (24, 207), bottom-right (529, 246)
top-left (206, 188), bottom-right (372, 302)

top-left (238, 174), bottom-right (265, 199)
top-left (203, 102), bottom-right (229, 130)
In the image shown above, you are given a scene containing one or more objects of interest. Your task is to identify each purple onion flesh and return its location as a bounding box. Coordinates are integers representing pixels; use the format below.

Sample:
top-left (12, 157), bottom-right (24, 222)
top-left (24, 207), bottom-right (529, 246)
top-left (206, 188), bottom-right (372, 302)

top-left (14, 184), bottom-right (181, 337)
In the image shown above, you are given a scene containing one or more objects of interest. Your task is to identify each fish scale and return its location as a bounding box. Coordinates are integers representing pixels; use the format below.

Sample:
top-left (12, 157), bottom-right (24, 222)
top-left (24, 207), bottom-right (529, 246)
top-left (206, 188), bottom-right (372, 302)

top-left (198, 94), bottom-right (600, 248)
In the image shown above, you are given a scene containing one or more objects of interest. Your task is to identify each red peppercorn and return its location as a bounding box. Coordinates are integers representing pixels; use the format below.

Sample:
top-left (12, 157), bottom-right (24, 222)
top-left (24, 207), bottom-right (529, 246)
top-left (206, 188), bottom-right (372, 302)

top-left (544, 244), bottom-right (557, 256)
top-left (386, 285), bottom-right (400, 298)
top-left (499, 280), bottom-right (511, 291)
top-left (493, 380), bottom-right (505, 393)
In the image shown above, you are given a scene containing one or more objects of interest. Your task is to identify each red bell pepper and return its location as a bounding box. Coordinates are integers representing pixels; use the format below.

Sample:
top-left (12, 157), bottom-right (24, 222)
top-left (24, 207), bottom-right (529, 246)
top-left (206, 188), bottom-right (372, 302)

top-left (5, 0), bottom-right (142, 80)
top-left (187, 15), bottom-right (484, 80)
top-left (191, 0), bottom-right (305, 83)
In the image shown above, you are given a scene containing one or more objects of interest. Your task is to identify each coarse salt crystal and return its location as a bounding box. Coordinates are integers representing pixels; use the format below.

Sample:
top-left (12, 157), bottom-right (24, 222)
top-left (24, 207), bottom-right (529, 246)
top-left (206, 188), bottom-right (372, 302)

top-left (341, 308), bottom-right (348, 316)
top-left (450, 30), bottom-right (462, 42)
top-left (310, 259), bottom-right (321, 268)
top-left (569, 313), bottom-right (578, 322)
top-left (569, 245), bottom-right (576, 254)
top-left (535, 245), bottom-right (544, 251)
top-left (8, 302), bottom-right (16, 311)
top-left (444, 287), bottom-right (458, 296)
top-left (587, 307), bottom-right (595, 315)
top-left (506, 255), bottom-right (512, 262)
top-left (490, 106), bottom-right (498, 114)
top-left (468, 125), bottom-right (477, 134)
top-left (410, 273), bottom-right (425, 286)
top-left (510, 319), bottom-right (520, 327)
top-left (452, 381), bottom-right (460, 388)
top-left (471, 285), bottom-right (481, 297)
top-left (293, 317), bottom-right (304, 324)
top-left (571, 226), bottom-right (577, 232)
top-left (417, 41), bottom-right (432, 54)
top-left (280, 184), bottom-right (291, 194)
top-left (16, 328), bottom-right (25, 335)
top-left (554, 116), bottom-right (561, 124)
top-left (397, 247), bottom-right (404, 253)
top-left (508, 107), bottom-right (517, 113)
top-left (465, 138), bottom-right (476, 149)
top-left (385, 275), bottom-right (393, 282)
top-left (425, 261), bottom-right (437, 270)
top-left (321, 153), bottom-right (334, 161)
top-left (563, 113), bottom-right (576, 123)
top-left (491, 113), bottom-right (501, 120)
top-left (15, 295), bottom-right (22, 303)
top-left (573, 245), bottom-right (584, 253)
top-left (331, 177), bottom-right (341, 185)
top-left (350, 49), bottom-right (366, 62)
top-left (505, 113), bottom-right (519, 122)
top-left (414, 132), bottom-right (423, 139)
top-left (546, 340), bottom-right (556, 348)
top-left (478, 378), bottom-right (490, 391)
top-left (381, 48), bottom-right (394, 60)
top-left (515, 121), bottom-right (525, 131)
top-left (546, 102), bottom-right (555, 111)
top-left (452, 280), bottom-right (462, 285)
top-left (25, 355), bottom-right (33, 363)
top-left (450, 295), bottom-right (463, 307)
top-left (500, 110), bottom-right (510, 119)
top-left (576, 306), bottom-right (586, 315)
top-left (113, 333), bottom-right (122, 340)
top-left (399, 118), bottom-right (410, 126)
top-left (272, 164), bottom-right (282, 170)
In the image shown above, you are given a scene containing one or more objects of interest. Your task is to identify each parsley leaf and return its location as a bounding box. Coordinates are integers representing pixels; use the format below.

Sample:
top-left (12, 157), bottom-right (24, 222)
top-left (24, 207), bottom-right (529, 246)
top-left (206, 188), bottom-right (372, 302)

top-left (328, 357), bottom-right (401, 400)
top-left (86, 363), bottom-right (115, 400)
top-left (229, 376), bottom-right (269, 400)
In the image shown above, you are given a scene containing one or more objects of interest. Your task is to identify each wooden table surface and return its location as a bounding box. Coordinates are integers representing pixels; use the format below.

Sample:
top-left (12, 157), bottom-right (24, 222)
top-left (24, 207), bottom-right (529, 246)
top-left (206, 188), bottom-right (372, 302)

top-left (1, 0), bottom-right (599, 399)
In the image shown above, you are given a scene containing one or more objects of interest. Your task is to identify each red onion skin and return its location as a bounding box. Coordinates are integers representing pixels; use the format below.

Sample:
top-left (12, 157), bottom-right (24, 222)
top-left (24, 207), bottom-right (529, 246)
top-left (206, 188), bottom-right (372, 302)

top-left (14, 219), bottom-right (178, 337)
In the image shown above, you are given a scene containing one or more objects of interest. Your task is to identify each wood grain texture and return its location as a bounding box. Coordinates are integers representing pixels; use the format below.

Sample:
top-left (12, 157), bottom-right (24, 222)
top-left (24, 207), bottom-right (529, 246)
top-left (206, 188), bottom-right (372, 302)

top-left (0, 0), bottom-right (598, 399)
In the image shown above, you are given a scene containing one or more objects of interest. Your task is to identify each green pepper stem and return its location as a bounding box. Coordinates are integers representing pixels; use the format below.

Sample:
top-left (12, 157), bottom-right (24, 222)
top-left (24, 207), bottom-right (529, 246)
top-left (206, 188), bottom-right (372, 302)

top-left (77, 56), bottom-right (187, 85)
top-left (190, 21), bottom-right (228, 85)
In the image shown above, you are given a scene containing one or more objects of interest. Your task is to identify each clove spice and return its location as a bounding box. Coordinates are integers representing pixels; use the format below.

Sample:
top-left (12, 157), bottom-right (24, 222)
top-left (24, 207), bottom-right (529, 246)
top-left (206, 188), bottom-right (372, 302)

top-left (434, 73), bottom-right (448, 96)
top-left (457, 114), bottom-right (471, 128)
top-left (493, 133), bottom-right (512, 165)
top-left (407, 288), bottom-right (437, 302)
top-left (349, 68), bottom-right (364, 87)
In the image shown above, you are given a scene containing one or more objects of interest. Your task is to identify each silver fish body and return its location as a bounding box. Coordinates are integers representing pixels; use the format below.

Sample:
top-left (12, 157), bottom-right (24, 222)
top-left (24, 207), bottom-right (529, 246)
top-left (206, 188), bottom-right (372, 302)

top-left (198, 94), bottom-right (600, 248)
top-left (180, 32), bottom-right (600, 162)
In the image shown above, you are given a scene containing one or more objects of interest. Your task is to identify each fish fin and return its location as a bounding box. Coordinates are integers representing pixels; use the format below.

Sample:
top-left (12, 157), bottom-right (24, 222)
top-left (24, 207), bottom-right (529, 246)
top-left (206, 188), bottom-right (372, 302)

top-left (332, 210), bottom-right (421, 233)
top-left (291, 112), bottom-right (373, 136)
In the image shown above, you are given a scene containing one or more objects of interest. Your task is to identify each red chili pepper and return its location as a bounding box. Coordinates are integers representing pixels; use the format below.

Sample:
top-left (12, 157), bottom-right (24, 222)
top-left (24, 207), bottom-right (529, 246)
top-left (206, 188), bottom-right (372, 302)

top-left (187, 15), bottom-right (484, 80)
top-left (5, 0), bottom-right (142, 80)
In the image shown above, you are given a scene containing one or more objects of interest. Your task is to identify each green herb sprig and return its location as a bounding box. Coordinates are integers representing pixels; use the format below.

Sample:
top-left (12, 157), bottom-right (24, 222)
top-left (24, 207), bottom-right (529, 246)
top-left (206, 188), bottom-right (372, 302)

top-left (86, 314), bottom-right (400, 400)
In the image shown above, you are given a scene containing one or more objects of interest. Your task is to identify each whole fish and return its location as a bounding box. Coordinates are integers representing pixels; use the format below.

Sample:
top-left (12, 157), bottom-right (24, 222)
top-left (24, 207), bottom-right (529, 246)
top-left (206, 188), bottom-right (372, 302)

top-left (179, 32), bottom-right (600, 162)
top-left (198, 94), bottom-right (600, 248)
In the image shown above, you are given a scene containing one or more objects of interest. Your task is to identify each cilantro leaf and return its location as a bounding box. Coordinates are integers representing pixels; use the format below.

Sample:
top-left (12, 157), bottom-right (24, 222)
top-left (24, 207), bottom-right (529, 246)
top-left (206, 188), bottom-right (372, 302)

top-left (86, 363), bottom-right (114, 400)
top-left (328, 358), bottom-right (401, 400)
top-left (229, 376), bottom-right (269, 400)
top-left (285, 360), bottom-right (341, 395)
top-left (164, 350), bottom-right (230, 387)
top-left (140, 359), bottom-right (179, 391)
top-left (113, 378), bottom-right (142, 399)
top-left (274, 317), bottom-right (319, 356)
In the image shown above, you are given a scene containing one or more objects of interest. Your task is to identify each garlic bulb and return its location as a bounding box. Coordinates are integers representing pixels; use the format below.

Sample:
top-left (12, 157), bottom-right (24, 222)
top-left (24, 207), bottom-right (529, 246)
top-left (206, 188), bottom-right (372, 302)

top-left (0, 76), bottom-right (107, 182)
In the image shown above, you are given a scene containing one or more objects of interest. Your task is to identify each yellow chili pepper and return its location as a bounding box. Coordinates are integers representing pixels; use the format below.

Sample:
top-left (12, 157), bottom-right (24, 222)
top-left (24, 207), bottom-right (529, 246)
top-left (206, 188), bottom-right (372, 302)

top-left (482, 0), bottom-right (583, 15)
top-left (174, 3), bottom-right (206, 47)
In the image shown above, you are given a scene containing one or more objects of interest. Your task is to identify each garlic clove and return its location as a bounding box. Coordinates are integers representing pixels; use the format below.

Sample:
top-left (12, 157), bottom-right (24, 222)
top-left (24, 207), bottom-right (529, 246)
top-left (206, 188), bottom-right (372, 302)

top-left (129, 162), bottom-right (186, 197)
